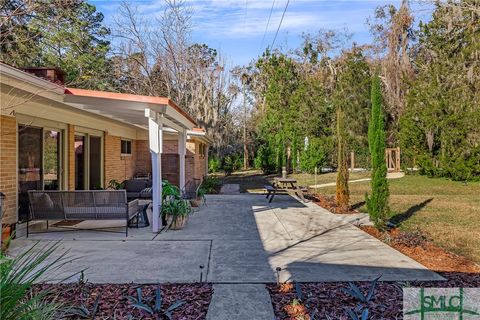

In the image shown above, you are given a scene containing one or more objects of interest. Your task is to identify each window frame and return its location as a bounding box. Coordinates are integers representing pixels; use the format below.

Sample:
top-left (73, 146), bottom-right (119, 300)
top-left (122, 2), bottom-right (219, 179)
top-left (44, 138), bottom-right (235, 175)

top-left (121, 139), bottom-right (132, 156)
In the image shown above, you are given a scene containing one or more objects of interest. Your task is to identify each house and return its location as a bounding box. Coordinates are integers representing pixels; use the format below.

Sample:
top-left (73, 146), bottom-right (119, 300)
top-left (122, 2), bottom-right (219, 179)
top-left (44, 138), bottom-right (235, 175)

top-left (0, 62), bottom-right (211, 233)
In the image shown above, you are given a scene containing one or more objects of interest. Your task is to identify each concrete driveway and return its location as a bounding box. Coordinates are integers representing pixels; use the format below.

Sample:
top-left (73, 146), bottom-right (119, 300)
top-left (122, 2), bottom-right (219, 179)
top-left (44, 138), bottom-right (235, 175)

top-left (9, 194), bottom-right (442, 283)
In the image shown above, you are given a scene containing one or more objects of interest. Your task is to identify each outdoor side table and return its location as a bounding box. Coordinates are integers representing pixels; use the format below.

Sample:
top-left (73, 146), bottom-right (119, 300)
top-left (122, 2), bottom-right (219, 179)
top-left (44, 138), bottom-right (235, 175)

top-left (129, 203), bottom-right (150, 228)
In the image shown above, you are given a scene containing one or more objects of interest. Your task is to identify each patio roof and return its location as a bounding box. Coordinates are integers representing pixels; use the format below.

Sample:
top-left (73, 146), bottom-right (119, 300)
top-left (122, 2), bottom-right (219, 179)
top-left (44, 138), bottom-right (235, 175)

top-left (64, 88), bottom-right (196, 131)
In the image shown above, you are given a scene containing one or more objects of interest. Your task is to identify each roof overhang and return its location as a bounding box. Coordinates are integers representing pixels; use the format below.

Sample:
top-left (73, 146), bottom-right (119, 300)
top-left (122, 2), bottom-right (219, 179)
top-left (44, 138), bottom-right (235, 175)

top-left (187, 128), bottom-right (213, 144)
top-left (0, 62), bottom-right (65, 95)
top-left (161, 127), bottom-right (213, 144)
top-left (63, 88), bottom-right (196, 131)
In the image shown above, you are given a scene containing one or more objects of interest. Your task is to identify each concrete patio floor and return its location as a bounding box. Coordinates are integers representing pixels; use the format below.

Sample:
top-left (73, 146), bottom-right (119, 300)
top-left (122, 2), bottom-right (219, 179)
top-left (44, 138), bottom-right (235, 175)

top-left (9, 194), bottom-right (442, 284)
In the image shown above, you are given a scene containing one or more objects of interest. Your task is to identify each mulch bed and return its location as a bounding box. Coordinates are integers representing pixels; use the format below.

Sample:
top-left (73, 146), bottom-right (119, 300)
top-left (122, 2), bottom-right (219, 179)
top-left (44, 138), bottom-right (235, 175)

top-left (268, 225), bottom-right (480, 319)
top-left (360, 226), bottom-right (480, 274)
top-left (307, 194), bottom-right (360, 214)
top-left (267, 273), bottom-right (480, 319)
top-left (34, 282), bottom-right (213, 319)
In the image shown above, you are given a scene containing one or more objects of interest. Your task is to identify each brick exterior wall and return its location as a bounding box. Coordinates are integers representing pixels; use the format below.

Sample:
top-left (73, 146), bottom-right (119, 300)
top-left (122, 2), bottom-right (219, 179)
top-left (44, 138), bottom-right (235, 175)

top-left (67, 124), bottom-right (75, 190)
top-left (186, 155), bottom-right (195, 184)
top-left (0, 115), bottom-right (17, 224)
top-left (104, 134), bottom-right (136, 184)
top-left (135, 140), bottom-right (151, 177)
top-left (187, 140), bottom-right (207, 181)
top-left (163, 139), bottom-right (179, 154)
top-left (142, 139), bottom-right (202, 184)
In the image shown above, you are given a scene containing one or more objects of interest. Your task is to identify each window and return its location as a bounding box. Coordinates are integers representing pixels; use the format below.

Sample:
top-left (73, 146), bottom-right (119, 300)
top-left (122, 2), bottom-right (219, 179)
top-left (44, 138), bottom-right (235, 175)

top-left (121, 139), bottom-right (132, 155)
top-left (199, 143), bottom-right (207, 157)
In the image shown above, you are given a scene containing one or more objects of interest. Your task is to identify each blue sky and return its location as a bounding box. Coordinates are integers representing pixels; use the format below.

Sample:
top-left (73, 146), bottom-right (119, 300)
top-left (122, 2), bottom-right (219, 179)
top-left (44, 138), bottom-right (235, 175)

top-left (89, 0), bottom-right (433, 66)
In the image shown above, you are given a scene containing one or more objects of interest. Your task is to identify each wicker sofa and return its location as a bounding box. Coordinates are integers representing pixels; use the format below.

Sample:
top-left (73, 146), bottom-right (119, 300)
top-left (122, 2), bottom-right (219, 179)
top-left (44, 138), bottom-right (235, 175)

top-left (27, 190), bottom-right (140, 237)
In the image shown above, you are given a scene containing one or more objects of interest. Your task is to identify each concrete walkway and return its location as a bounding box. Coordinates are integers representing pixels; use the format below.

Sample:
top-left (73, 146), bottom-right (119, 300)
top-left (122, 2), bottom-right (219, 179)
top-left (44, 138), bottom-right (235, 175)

top-left (206, 284), bottom-right (274, 320)
top-left (9, 193), bottom-right (442, 319)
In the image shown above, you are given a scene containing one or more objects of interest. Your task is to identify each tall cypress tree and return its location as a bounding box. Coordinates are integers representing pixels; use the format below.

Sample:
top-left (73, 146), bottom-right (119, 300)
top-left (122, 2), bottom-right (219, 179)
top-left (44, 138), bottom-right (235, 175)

top-left (366, 74), bottom-right (389, 229)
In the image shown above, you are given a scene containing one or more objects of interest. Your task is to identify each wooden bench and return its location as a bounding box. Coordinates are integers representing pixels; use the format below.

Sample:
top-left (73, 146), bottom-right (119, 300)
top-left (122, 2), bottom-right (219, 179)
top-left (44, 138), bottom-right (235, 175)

top-left (28, 190), bottom-right (140, 237)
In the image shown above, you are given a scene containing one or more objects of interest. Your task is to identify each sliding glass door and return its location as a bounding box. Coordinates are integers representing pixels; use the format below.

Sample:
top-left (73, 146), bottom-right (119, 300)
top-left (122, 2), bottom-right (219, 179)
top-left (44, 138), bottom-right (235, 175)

top-left (89, 136), bottom-right (102, 190)
top-left (74, 135), bottom-right (85, 190)
top-left (18, 126), bottom-right (63, 221)
top-left (44, 130), bottom-right (61, 190)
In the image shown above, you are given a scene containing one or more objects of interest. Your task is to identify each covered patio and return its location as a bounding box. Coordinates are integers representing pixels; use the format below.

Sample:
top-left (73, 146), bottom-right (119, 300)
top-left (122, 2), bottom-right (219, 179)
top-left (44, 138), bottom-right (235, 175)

top-left (63, 88), bottom-right (197, 233)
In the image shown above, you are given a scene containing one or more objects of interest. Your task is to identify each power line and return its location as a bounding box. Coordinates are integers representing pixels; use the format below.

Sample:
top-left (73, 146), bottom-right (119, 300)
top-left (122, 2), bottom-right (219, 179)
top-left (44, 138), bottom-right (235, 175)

top-left (270, 0), bottom-right (290, 50)
top-left (260, 0), bottom-right (276, 49)
top-left (243, 0), bottom-right (248, 27)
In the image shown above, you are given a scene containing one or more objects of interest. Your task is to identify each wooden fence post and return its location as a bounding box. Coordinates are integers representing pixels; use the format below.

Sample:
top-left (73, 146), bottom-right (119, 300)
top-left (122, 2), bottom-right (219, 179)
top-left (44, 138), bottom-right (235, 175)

top-left (350, 151), bottom-right (355, 171)
top-left (396, 147), bottom-right (401, 172)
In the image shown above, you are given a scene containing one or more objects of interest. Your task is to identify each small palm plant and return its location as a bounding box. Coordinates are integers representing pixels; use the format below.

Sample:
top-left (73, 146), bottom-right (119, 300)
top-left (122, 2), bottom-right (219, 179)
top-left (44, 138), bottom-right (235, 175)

top-left (1, 241), bottom-right (72, 320)
top-left (161, 180), bottom-right (192, 230)
top-left (162, 198), bottom-right (192, 230)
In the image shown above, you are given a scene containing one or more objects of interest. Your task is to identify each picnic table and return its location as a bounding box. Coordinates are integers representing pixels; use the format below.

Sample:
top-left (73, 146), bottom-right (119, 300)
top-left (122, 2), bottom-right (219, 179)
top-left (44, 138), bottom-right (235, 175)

top-left (265, 177), bottom-right (308, 203)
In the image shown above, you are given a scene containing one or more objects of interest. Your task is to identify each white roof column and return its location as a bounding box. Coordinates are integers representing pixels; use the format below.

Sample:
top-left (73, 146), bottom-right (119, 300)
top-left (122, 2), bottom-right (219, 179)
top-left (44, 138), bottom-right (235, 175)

top-left (146, 109), bottom-right (163, 233)
top-left (178, 129), bottom-right (187, 192)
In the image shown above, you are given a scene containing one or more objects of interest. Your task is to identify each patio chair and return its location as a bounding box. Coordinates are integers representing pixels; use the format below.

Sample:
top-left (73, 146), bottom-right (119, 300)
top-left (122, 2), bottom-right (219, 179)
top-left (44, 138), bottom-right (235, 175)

top-left (181, 179), bottom-right (202, 202)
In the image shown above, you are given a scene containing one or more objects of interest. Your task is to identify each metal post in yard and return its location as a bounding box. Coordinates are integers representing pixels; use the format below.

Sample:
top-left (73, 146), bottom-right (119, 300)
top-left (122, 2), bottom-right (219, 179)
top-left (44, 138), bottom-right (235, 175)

top-left (314, 167), bottom-right (317, 194)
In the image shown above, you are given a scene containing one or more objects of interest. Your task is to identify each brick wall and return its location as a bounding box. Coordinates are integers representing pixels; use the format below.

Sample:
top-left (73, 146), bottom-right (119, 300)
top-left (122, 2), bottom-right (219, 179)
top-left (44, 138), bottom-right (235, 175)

top-left (163, 140), bottom-right (179, 154)
top-left (0, 115), bottom-right (17, 224)
top-left (67, 124), bottom-right (75, 190)
top-left (186, 155), bottom-right (195, 184)
top-left (104, 134), bottom-right (136, 184)
top-left (135, 138), bottom-right (207, 184)
top-left (135, 140), bottom-right (151, 177)
top-left (188, 140), bottom-right (207, 181)
top-left (195, 152), bottom-right (207, 181)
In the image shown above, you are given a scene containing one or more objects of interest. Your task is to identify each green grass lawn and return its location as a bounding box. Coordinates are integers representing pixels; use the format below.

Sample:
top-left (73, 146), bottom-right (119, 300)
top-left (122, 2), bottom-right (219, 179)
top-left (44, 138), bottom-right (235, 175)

top-left (310, 173), bottom-right (480, 264)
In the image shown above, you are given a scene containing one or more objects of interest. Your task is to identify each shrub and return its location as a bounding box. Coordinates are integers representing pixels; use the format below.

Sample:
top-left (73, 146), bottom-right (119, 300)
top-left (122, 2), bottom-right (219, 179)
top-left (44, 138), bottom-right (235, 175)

top-left (254, 144), bottom-right (277, 174)
top-left (208, 157), bottom-right (221, 173)
top-left (200, 176), bottom-right (221, 194)
top-left (299, 138), bottom-right (328, 173)
top-left (222, 156), bottom-right (234, 176)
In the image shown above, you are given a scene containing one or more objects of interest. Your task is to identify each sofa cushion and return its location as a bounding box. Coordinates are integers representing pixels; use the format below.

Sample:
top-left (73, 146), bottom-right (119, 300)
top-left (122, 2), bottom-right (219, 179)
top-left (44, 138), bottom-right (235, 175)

top-left (124, 179), bottom-right (148, 193)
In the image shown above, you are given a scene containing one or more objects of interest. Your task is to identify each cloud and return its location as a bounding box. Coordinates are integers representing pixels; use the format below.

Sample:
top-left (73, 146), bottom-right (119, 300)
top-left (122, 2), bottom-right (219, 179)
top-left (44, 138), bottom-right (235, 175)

top-left (93, 0), bottom-right (400, 39)
top-left (188, 0), bottom-right (378, 39)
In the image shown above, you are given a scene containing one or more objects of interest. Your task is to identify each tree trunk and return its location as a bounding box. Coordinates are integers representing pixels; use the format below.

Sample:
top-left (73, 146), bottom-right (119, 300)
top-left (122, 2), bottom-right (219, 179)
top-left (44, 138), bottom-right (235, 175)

top-left (336, 106), bottom-right (350, 211)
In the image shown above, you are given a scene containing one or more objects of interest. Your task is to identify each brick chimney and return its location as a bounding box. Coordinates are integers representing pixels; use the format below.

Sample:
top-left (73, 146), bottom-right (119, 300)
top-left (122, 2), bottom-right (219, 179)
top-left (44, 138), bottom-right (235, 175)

top-left (21, 67), bottom-right (65, 85)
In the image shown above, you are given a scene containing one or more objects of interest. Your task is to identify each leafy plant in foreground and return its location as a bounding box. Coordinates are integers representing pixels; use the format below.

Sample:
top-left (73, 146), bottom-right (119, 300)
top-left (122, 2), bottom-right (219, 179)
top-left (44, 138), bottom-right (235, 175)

top-left (128, 287), bottom-right (186, 320)
top-left (0, 241), bottom-right (73, 320)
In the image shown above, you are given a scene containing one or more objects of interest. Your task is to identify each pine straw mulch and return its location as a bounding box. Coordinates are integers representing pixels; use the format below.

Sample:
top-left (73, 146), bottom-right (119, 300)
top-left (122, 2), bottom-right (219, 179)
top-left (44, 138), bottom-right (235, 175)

top-left (33, 282), bottom-right (213, 319)
top-left (268, 226), bottom-right (480, 320)
top-left (307, 194), bottom-right (360, 214)
top-left (360, 226), bottom-right (480, 274)
top-left (267, 272), bottom-right (480, 320)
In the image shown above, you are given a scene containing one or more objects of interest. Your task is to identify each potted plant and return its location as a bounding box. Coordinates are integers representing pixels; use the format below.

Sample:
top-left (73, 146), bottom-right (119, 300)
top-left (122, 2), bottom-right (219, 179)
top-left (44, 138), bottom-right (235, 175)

top-left (162, 198), bottom-right (192, 230)
top-left (161, 181), bottom-right (192, 230)
top-left (189, 187), bottom-right (205, 207)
